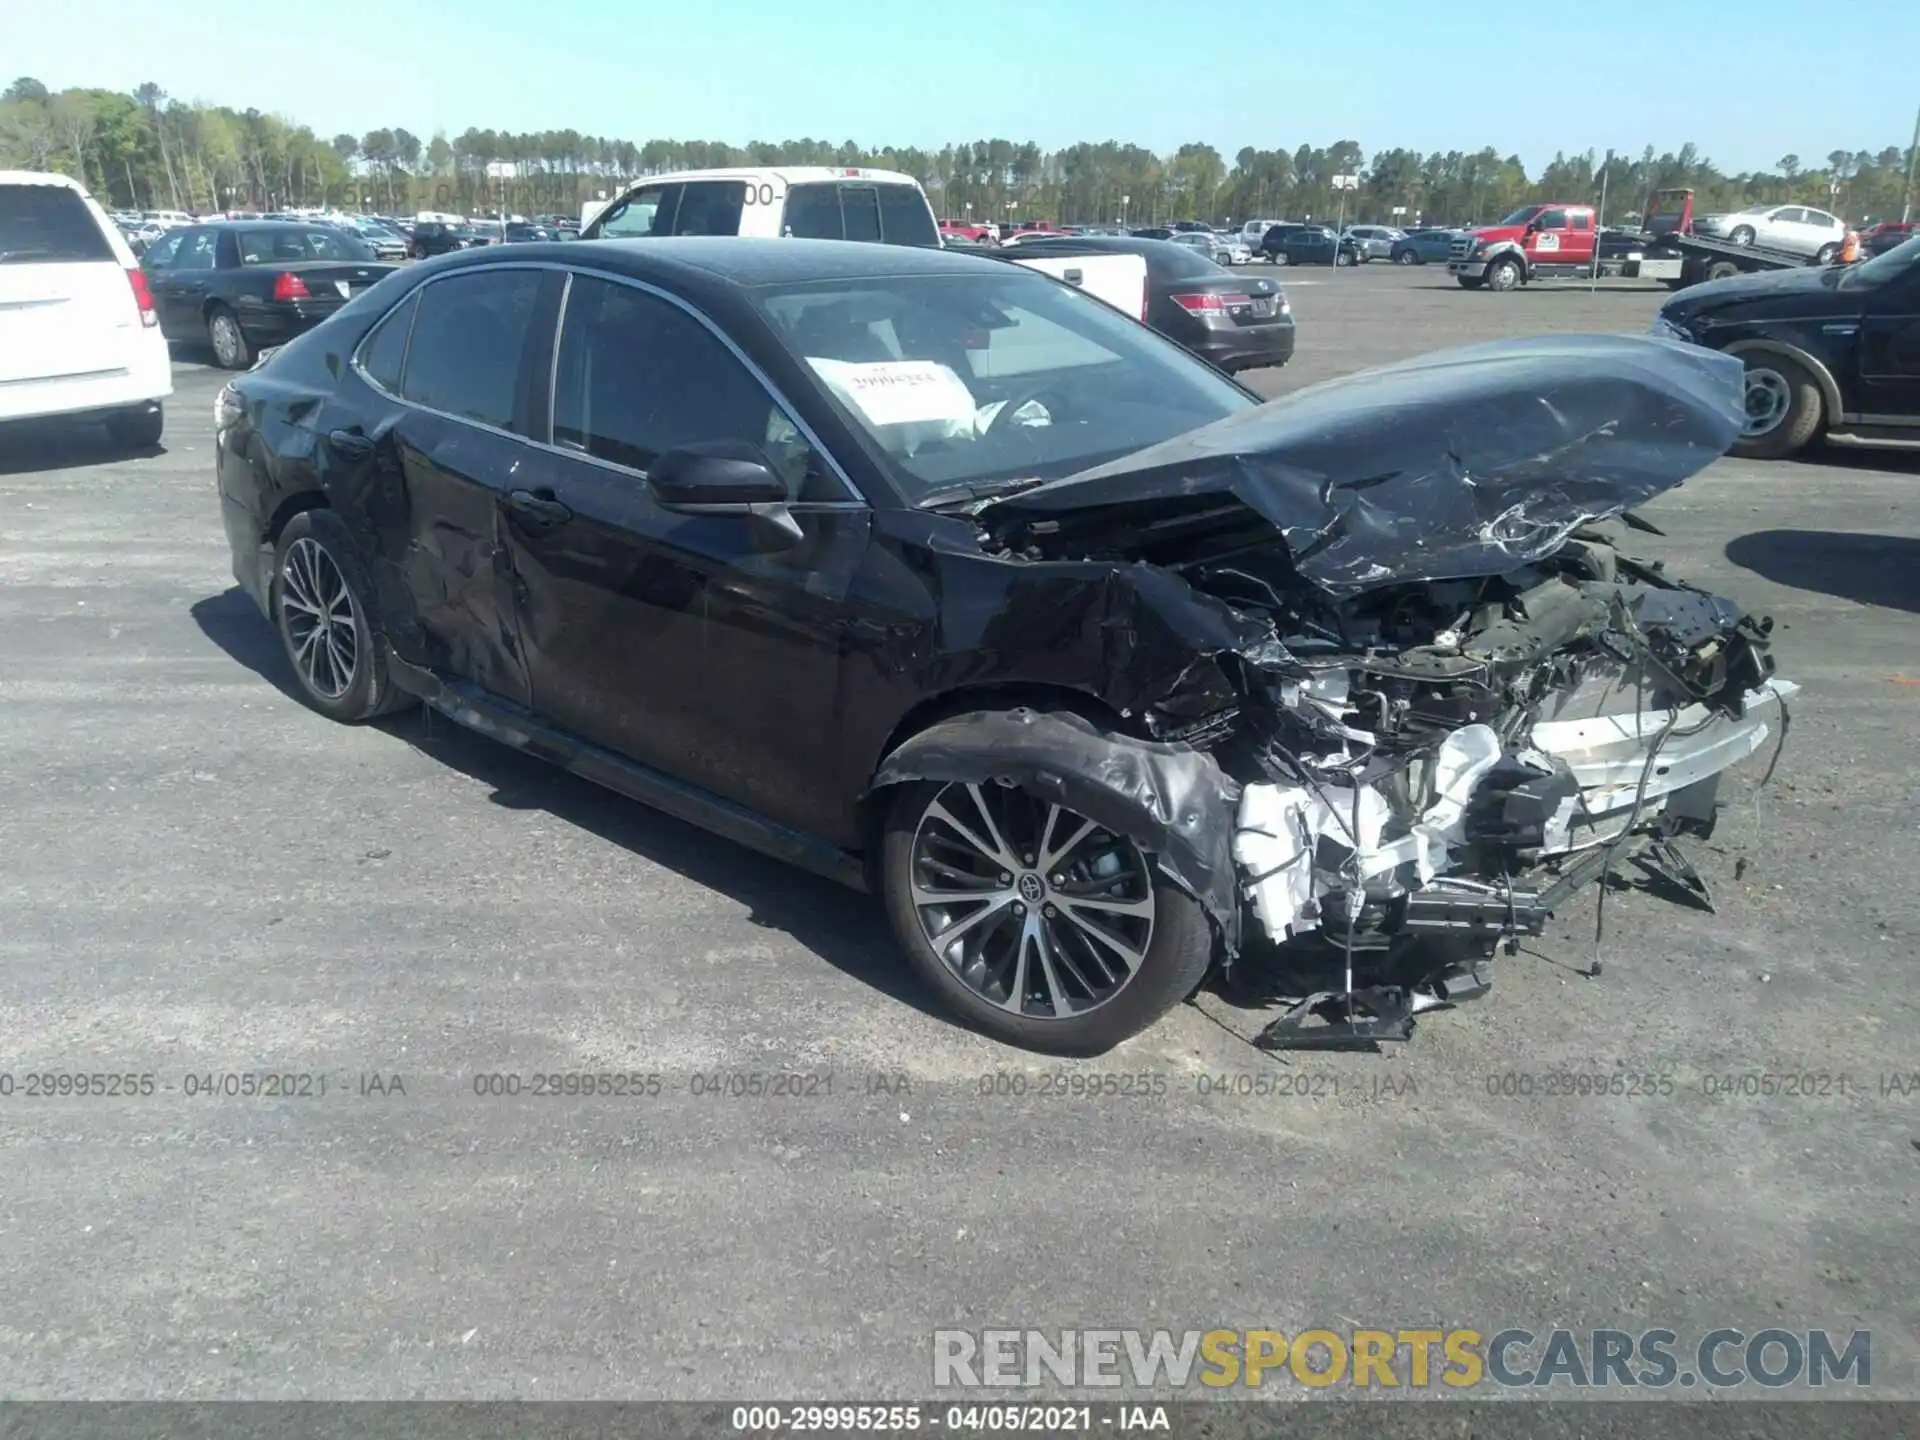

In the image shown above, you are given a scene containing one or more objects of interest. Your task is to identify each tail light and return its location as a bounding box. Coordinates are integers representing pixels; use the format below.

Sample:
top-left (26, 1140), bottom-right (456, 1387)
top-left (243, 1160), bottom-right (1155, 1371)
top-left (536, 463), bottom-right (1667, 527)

top-left (272, 272), bottom-right (312, 302)
top-left (1170, 292), bottom-right (1235, 314)
top-left (1139, 274), bottom-right (1150, 321)
top-left (125, 267), bottom-right (158, 327)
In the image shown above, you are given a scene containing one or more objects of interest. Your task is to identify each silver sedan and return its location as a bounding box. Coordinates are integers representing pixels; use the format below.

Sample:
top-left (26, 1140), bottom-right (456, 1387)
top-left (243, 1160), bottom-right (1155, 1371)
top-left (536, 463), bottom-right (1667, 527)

top-left (1692, 204), bottom-right (1849, 262)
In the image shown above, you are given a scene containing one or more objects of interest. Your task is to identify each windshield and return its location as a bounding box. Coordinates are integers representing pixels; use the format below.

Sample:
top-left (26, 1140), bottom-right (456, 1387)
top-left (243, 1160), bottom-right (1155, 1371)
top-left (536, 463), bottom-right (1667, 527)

top-left (1841, 233), bottom-right (1920, 287)
top-left (1495, 205), bottom-right (1544, 226)
top-left (238, 228), bottom-right (377, 264)
top-left (755, 268), bottom-right (1254, 503)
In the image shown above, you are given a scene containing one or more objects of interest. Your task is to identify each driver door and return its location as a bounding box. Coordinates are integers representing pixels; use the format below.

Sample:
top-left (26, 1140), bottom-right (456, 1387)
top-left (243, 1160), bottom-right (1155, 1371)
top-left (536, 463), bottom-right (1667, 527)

top-left (1527, 208), bottom-right (1569, 261)
top-left (499, 270), bottom-right (873, 837)
top-left (1857, 265), bottom-right (1920, 421)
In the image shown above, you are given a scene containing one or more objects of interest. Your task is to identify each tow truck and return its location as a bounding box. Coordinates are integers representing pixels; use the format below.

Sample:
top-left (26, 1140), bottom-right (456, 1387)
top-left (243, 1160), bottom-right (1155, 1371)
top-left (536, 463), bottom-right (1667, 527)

top-left (1448, 189), bottom-right (1826, 292)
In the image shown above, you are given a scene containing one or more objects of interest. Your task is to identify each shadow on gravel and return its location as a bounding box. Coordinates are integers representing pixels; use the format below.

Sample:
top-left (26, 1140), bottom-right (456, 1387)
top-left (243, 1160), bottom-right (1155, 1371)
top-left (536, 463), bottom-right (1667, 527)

top-left (189, 587), bottom-right (930, 1018)
top-left (0, 418), bottom-right (164, 476)
top-left (1724, 530), bottom-right (1920, 614)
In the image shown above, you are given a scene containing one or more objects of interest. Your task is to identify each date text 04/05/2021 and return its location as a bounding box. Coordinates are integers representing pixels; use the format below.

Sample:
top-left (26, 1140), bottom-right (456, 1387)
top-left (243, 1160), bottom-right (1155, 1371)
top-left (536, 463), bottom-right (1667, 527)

top-left (729, 1404), bottom-right (1171, 1434)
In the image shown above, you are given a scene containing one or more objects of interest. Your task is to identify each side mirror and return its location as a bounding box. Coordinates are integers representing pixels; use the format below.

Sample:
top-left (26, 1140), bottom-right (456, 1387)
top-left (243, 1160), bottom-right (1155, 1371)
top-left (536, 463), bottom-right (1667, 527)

top-left (650, 441), bottom-right (802, 551)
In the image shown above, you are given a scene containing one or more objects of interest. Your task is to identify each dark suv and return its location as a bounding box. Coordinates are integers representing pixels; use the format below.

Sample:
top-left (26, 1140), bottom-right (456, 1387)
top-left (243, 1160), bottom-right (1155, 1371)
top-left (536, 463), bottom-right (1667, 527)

top-left (408, 221), bottom-right (478, 259)
top-left (1261, 224), bottom-right (1363, 266)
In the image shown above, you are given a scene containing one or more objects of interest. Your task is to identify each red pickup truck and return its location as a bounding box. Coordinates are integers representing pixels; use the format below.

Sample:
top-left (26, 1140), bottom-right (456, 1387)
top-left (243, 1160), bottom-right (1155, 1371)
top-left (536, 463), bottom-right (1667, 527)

top-left (1446, 203), bottom-right (1604, 290)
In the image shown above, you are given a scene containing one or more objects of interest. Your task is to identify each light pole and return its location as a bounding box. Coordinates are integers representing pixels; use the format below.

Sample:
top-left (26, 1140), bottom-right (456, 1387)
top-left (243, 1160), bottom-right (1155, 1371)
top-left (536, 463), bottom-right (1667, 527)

top-left (1331, 173), bottom-right (1359, 268)
top-left (1120, 193), bottom-right (1130, 229)
top-left (1905, 100), bottom-right (1920, 223)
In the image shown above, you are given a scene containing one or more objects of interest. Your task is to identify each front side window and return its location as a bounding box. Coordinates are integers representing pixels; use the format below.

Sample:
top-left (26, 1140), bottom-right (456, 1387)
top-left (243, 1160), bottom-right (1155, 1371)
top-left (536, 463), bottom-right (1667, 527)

top-left (551, 273), bottom-right (823, 497)
top-left (1536, 209), bottom-right (1569, 230)
top-left (399, 269), bottom-right (543, 431)
top-left (142, 230), bottom-right (185, 269)
top-left (594, 184), bottom-right (680, 239)
top-left (755, 268), bottom-right (1253, 502)
top-left (175, 230), bottom-right (220, 270)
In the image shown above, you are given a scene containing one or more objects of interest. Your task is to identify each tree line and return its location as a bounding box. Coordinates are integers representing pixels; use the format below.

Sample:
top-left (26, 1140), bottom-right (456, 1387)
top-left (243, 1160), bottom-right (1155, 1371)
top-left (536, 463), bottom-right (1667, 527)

top-left (4, 76), bottom-right (1915, 228)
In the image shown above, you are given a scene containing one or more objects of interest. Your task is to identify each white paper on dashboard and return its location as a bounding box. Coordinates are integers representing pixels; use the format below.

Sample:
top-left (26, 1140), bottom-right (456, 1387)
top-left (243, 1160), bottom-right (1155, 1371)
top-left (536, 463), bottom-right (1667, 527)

top-left (806, 358), bottom-right (979, 433)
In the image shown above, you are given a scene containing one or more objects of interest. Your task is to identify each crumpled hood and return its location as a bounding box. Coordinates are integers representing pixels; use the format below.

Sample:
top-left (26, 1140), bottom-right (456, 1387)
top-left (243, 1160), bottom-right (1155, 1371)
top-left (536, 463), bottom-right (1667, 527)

top-left (986, 334), bottom-right (1747, 595)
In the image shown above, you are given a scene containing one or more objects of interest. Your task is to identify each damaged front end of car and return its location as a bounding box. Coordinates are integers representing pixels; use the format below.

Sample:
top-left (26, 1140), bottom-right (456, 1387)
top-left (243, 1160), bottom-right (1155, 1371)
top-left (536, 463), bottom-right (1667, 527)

top-left (957, 334), bottom-right (1795, 1047)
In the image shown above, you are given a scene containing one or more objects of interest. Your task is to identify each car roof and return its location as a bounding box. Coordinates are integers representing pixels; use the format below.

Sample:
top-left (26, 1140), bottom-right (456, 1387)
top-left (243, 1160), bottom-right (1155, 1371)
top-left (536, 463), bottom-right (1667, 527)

top-left (0, 168), bottom-right (94, 192)
top-left (429, 236), bottom-right (998, 287)
top-left (616, 165), bottom-right (922, 187)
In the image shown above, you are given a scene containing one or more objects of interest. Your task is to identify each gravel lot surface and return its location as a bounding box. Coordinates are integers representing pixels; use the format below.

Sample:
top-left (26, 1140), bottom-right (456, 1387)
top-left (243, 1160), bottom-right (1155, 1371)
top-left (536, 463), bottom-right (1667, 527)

top-left (2, 262), bottom-right (1914, 1405)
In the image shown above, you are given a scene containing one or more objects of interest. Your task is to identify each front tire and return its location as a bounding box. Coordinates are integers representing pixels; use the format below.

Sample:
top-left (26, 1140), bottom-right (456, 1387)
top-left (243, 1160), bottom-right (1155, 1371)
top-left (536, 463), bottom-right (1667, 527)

top-left (1728, 226), bottom-right (1756, 246)
top-left (270, 510), bottom-right (415, 722)
top-left (1814, 242), bottom-right (1840, 265)
top-left (880, 777), bottom-right (1213, 1055)
top-left (1334, 250), bottom-right (1354, 267)
top-left (207, 305), bottom-right (252, 370)
top-left (1394, 249), bottom-right (1417, 265)
top-left (105, 403), bottom-right (163, 451)
top-left (1728, 354), bottom-right (1824, 461)
top-left (1486, 257), bottom-right (1523, 291)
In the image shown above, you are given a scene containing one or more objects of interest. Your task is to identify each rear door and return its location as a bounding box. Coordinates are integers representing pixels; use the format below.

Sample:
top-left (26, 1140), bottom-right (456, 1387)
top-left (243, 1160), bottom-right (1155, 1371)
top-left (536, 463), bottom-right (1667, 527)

top-left (365, 266), bottom-right (550, 701)
top-left (0, 180), bottom-right (141, 384)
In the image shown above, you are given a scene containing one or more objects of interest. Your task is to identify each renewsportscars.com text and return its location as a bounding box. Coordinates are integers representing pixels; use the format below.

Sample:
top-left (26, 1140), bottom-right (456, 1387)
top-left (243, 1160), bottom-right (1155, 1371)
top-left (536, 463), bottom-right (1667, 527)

top-left (932, 1327), bottom-right (1873, 1390)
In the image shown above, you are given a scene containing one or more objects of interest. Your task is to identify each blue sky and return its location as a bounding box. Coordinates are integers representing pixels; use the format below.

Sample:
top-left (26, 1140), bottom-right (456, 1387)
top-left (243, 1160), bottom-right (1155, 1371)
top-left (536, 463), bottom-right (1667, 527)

top-left (11, 0), bottom-right (1917, 174)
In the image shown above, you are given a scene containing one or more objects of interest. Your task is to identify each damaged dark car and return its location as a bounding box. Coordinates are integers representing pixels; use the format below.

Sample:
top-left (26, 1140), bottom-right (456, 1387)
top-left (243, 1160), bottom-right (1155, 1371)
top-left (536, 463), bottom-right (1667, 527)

top-left (213, 238), bottom-right (1794, 1054)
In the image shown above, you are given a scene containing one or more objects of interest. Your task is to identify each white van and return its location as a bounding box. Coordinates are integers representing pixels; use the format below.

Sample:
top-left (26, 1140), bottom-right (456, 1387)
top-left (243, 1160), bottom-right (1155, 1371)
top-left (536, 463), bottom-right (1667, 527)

top-left (0, 171), bottom-right (172, 448)
top-left (581, 167), bottom-right (941, 247)
top-left (579, 167), bottom-right (1150, 321)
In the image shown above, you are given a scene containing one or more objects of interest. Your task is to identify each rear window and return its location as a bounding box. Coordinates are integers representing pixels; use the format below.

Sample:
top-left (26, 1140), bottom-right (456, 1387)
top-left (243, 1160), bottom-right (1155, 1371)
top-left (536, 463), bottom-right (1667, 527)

top-left (782, 182), bottom-right (937, 247)
top-left (238, 228), bottom-right (375, 264)
top-left (1150, 243), bottom-right (1228, 281)
top-left (0, 184), bottom-right (115, 265)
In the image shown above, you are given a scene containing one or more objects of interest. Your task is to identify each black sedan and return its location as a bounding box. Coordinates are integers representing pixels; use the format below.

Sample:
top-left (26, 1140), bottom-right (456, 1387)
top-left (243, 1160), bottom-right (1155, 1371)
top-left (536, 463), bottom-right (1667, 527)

top-left (1652, 234), bottom-right (1920, 459)
top-left (212, 238), bottom-right (1787, 1054)
top-left (1260, 224), bottom-right (1363, 266)
top-left (140, 222), bottom-right (397, 369)
top-left (1002, 234), bottom-right (1293, 372)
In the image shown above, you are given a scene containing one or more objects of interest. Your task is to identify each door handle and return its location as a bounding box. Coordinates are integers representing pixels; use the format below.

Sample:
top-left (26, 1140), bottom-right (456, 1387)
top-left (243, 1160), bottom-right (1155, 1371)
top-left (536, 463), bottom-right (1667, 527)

top-left (506, 489), bottom-right (573, 526)
top-left (326, 428), bottom-right (374, 459)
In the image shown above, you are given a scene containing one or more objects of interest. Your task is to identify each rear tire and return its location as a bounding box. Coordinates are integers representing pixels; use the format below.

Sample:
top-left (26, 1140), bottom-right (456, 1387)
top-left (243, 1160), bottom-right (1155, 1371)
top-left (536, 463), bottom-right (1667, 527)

top-left (1705, 259), bottom-right (1741, 282)
top-left (1728, 354), bottom-right (1824, 461)
top-left (105, 403), bottom-right (163, 451)
top-left (270, 510), bottom-right (415, 722)
top-left (880, 776), bottom-right (1214, 1055)
top-left (1728, 226), bottom-right (1756, 246)
top-left (207, 305), bottom-right (252, 370)
top-left (1814, 242), bottom-right (1839, 265)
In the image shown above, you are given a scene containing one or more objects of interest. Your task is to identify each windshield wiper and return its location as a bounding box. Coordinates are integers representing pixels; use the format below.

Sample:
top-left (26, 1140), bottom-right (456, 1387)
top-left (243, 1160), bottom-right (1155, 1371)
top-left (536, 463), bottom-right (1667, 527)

top-left (918, 476), bottom-right (1051, 512)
